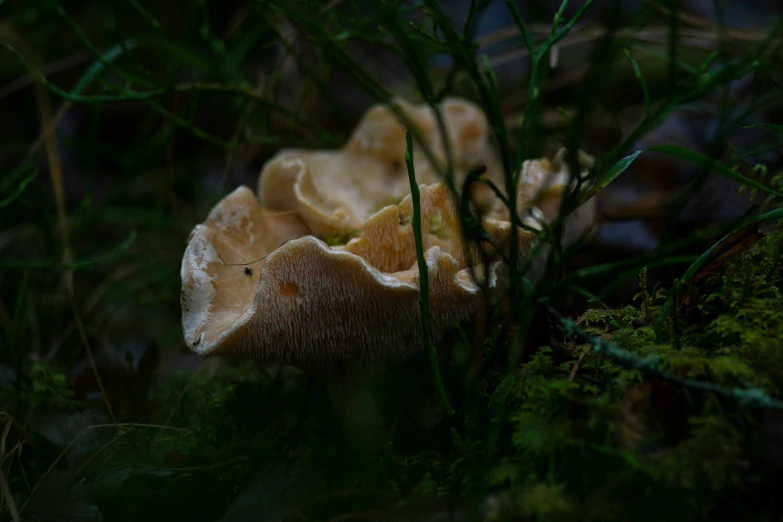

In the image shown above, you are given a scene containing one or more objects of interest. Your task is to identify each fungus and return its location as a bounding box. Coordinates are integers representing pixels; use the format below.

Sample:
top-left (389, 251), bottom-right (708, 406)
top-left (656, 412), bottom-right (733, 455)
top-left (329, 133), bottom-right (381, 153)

top-left (181, 104), bottom-right (598, 374)
top-left (180, 186), bottom-right (309, 355)
top-left (181, 98), bottom-right (602, 446)
top-left (338, 182), bottom-right (543, 276)
top-left (516, 147), bottom-right (599, 247)
top-left (181, 184), bottom-right (506, 376)
top-left (256, 97), bottom-right (503, 239)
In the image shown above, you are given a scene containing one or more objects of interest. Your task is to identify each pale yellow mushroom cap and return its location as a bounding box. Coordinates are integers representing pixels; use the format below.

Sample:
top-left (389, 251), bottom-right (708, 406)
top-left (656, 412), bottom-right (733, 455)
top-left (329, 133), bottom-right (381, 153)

top-left (180, 185), bottom-right (497, 374)
top-left (180, 186), bottom-right (309, 351)
top-left (256, 97), bottom-right (503, 239)
top-left (340, 182), bottom-right (543, 274)
top-left (517, 148), bottom-right (598, 246)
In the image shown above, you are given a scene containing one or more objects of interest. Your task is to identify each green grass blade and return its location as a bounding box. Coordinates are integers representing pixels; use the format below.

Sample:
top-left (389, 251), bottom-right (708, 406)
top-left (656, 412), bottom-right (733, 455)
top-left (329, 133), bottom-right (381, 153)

top-left (405, 131), bottom-right (454, 417)
top-left (0, 231), bottom-right (137, 270)
top-left (743, 123), bottom-right (783, 136)
top-left (624, 48), bottom-right (651, 116)
top-left (0, 168), bottom-right (37, 210)
top-left (647, 144), bottom-right (783, 199)
top-left (577, 149), bottom-right (644, 205)
top-left (71, 39), bottom-right (139, 95)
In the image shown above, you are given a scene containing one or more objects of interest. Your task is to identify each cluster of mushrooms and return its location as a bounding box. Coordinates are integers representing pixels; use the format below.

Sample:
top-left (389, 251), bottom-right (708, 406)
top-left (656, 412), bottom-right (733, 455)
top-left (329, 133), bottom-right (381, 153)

top-left (180, 97), bottom-right (598, 377)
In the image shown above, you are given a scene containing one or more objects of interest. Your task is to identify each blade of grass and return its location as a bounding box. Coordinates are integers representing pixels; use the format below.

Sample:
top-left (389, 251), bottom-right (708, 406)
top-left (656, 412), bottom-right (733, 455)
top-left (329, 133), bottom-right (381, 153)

top-left (624, 48), bottom-right (651, 116)
top-left (0, 231), bottom-right (137, 270)
top-left (0, 419), bottom-right (21, 522)
top-left (36, 84), bottom-right (116, 424)
top-left (743, 123), bottom-right (783, 136)
top-left (57, 6), bottom-right (156, 89)
top-left (125, 0), bottom-right (160, 28)
top-left (647, 144), bottom-right (783, 199)
top-left (0, 168), bottom-right (37, 210)
top-left (405, 132), bottom-right (454, 417)
top-left (580, 139), bottom-right (783, 209)
top-left (576, 149), bottom-right (644, 206)
top-left (15, 26), bottom-right (123, 423)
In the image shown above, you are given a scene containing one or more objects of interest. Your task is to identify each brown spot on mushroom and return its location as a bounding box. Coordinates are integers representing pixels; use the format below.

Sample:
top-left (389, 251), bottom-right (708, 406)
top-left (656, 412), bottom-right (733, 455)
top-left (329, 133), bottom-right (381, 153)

top-left (279, 282), bottom-right (300, 296)
top-left (244, 267), bottom-right (253, 276)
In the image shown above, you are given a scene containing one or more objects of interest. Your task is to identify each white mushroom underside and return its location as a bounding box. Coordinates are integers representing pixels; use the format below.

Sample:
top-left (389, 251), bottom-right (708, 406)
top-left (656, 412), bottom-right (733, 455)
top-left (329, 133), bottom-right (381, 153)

top-left (182, 234), bottom-right (494, 372)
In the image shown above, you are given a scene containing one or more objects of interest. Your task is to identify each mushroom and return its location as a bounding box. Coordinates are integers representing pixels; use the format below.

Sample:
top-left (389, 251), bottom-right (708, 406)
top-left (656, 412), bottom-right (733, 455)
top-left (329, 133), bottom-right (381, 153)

top-left (181, 97), bottom-right (600, 445)
top-left (256, 97), bottom-right (504, 240)
top-left (181, 106), bottom-right (600, 366)
top-left (181, 187), bottom-right (308, 351)
top-left (181, 184), bottom-right (521, 375)
top-left (180, 182), bottom-right (536, 449)
top-left (338, 182), bottom-right (544, 276)
top-left (517, 148), bottom-right (599, 247)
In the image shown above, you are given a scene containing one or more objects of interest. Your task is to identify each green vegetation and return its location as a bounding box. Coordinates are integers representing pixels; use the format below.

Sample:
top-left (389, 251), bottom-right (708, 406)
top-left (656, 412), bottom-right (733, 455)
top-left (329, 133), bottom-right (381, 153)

top-left (1, 1), bottom-right (782, 521)
top-left (323, 229), bottom-right (361, 246)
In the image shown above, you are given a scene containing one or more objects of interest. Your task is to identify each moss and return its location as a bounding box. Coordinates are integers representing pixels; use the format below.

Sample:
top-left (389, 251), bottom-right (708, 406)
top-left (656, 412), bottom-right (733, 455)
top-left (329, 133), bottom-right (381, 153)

top-left (428, 209), bottom-right (450, 240)
top-left (27, 364), bottom-right (74, 408)
top-left (371, 196), bottom-right (405, 214)
top-left (464, 227), bottom-right (783, 520)
top-left (323, 229), bottom-right (361, 246)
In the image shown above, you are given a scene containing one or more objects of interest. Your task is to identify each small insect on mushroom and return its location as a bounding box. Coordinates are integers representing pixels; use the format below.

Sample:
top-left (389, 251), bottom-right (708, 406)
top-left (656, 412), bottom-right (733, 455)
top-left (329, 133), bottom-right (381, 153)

top-left (244, 267), bottom-right (254, 276)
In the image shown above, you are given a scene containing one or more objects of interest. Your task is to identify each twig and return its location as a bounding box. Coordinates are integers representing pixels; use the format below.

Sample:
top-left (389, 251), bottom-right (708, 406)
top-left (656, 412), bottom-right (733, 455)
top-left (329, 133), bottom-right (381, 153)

top-left (34, 67), bottom-right (117, 425)
top-left (0, 418), bottom-right (21, 522)
top-left (548, 305), bottom-right (783, 410)
top-left (568, 346), bottom-right (591, 382)
top-left (0, 49), bottom-right (93, 100)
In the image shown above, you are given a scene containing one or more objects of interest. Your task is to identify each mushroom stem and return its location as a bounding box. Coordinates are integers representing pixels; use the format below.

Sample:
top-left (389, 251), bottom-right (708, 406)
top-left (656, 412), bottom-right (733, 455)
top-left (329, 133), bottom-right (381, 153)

top-left (324, 376), bottom-right (386, 455)
top-left (405, 131), bottom-right (455, 417)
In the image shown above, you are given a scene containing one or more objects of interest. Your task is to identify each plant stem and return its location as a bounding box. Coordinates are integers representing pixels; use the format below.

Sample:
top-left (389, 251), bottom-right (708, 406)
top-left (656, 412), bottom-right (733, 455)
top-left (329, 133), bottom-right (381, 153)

top-left (405, 131), bottom-right (454, 417)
